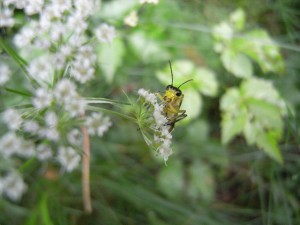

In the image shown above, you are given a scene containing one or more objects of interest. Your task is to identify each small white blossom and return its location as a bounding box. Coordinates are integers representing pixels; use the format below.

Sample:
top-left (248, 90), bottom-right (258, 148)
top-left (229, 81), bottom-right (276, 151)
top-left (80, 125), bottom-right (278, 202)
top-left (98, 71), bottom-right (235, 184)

top-left (67, 129), bottom-right (83, 146)
top-left (71, 58), bottom-right (95, 83)
top-left (18, 139), bottom-right (35, 158)
top-left (0, 132), bottom-right (21, 158)
top-left (57, 146), bottom-right (81, 172)
top-left (64, 97), bottom-right (86, 117)
top-left (137, 89), bottom-right (173, 162)
top-left (124, 11), bottom-right (138, 27)
top-left (28, 55), bottom-right (53, 84)
top-left (67, 12), bottom-right (88, 34)
top-left (23, 120), bottom-right (40, 134)
top-left (157, 140), bottom-right (172, 162)
top-left (0, 63), bottom-right (12, 86)
top-left (52, 0), bottom-right (72, 14)
top-left (0, 7), bottom-right (14, 27)
top-left (13, 22), bottom-right (38, 48)
top-left (41, 128), bottom-right (59, 141)
top-left (45, 111), bottom-right (58, 127)
top-left (86, 113), bottom-right (112, 137)
top-left (33, 88), bottom-right (52, 109)
top-left (139, 0), bottom-right (159, 4)
top-left (75, 0), bottom-right (99, 17)
top-left (54, 79), bottom-right (77, 102)
top-left (0, 172), bottom-right (27, 201)
top-left (2, 108), bottom-right (22, 131)
top-left (24, 0), bottom-right (44, 15)
top-left (95, 23), bottom-right (116, 43)
top-left (36, 143), bottom-right (52, 161)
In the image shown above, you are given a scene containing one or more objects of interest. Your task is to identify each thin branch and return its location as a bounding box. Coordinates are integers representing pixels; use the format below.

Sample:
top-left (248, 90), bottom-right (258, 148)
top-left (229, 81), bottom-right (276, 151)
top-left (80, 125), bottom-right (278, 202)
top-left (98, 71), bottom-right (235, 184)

top-left (81, 118), bottom-right (92, 213)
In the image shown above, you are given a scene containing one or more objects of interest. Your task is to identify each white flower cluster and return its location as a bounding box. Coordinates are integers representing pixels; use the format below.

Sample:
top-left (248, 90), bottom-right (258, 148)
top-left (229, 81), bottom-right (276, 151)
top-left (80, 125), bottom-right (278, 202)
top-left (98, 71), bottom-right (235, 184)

top-left (137, 89), bottom-right (173, 161)
top-left (3, 0), bottom-right (115, 85)
top-left (0, 172), bottom-right (27, 201)
top-left (0, 63), bottom-right (12, 86)
top-left (139, 0), bottom-right (160, 4)
top-left (86, 112), bottom-right (113, 137)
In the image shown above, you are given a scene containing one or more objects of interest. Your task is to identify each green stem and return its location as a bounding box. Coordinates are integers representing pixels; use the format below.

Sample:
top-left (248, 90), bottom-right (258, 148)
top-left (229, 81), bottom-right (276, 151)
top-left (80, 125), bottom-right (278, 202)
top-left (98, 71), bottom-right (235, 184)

top-left (86, 105), bottom-right (136, 122)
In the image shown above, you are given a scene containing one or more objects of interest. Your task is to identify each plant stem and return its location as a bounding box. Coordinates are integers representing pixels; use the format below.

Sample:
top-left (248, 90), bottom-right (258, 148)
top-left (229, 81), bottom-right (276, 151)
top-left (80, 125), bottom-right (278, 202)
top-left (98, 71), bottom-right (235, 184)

top-left (81, 121), bottom-right (92, 214)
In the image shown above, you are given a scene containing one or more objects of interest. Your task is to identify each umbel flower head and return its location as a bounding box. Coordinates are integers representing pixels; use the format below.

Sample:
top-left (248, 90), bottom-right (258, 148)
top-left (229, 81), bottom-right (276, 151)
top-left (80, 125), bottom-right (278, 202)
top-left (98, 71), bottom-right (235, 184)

top-left (135, 88), bottom-right (173, 162)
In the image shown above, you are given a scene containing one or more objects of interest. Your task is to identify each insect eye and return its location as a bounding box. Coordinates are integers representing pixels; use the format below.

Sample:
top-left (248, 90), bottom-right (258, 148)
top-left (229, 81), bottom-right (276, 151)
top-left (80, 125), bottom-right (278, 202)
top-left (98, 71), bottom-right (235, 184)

top-left (176, 92), bottom-right (181, 96)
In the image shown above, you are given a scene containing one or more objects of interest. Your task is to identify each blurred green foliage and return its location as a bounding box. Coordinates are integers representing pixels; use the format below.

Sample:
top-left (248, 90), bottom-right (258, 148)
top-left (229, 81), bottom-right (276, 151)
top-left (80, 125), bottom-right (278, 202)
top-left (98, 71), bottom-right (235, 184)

top-left (1, 0), bottom-right (300, 225)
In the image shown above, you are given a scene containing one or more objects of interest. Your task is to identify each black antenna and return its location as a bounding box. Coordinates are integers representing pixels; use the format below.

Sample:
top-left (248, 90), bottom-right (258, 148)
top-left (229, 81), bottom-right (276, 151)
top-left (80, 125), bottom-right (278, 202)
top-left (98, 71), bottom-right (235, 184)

top-left (168, 60), bottom-right (174, 86)
top-left (178, 79), bottom-right (193, 89)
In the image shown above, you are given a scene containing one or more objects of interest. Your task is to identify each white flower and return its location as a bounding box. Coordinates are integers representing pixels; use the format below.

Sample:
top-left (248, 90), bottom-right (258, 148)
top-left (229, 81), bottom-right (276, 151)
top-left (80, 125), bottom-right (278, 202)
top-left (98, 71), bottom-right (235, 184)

top-left (36, 144), bottom-right (52, 161)
top-left (23, 120), bottom-right (40, 134)
top-left (40, 128), bottom-right (59, 141)
top-left (54, 79), bottom-right (77, 102)
top-left (49, 21), bottom-right (65, 42)
top-left (28, 55), bottom-right (53, 84)
top-left (0, 132), bottom-right (21, 158)
top-left (124, 11), bottom-right (138, 27)
top-left (64, 97), bottom-right (86, 117)
top-left (0, 172), bottom-right (27, 201)
top-left (67, 12), bottom-right (88, 34)
top-left (57, 146), bottom-right (81, 172)
top-left (0, 7), bottom-right (14, 27)
top-left (86, 113), bottom-right (112, 137)
top-left (52, 0), bottom-right (72, 14)
top-left (95, 23), bottom-right (116, 43)
top-left (13, 22), bottom-right (37, 48)
top-left (18, 139), bottom-right (36, 158)
top-left (24, 0), bottom-right (44, 15)
top-left (139, 0), bottom-right (159, 4)
top-left (45, 111), bottom-right (58, 127)
top-left (0, 63), bottom-right (11, 86)
top-left (2, 108), bottom-right (22, 130)
top-left (75, 0), bottom-right (99, 17)
top-left (157, 140), bottom-right (172, 162)
top-left (71, 59), bottom-right (95, 83)
top-left (67, 129), bottom-right (83, 146)
top-left (137, 89), bottom-right (173, 161)
top-left (32, 88), bottom-right (52, 109)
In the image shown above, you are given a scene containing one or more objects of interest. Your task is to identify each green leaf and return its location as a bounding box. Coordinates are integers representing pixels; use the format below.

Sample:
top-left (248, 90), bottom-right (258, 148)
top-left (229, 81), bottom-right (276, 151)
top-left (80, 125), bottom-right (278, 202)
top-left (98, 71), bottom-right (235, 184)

top-left (221, 107), bottom-right (247, 144)
top-left (129, 32), bottom-right (170, 63)
top-left (256, 130), bottom-right (283, 164)
top-left (194, 68), bottom-right (218, 96)
top-left (241, 78), bottom-right (286, 113)
top-left (97, 38), bottom-right (125, 83)
top-left (247, 98), bottom-right (283, 131)
top-left (220, 88), bottom-right (240, 111)
top-left (221, 49), bottom-right (253, 78)
top-left (181, 88), bottom-right (202, 119)
top-left (229, 8), bottom-right (245, 31)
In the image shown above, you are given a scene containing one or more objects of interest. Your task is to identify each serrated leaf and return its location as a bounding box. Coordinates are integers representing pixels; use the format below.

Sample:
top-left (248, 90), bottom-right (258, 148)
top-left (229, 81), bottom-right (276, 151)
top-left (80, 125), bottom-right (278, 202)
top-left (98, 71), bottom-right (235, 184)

top-left (241, 78), bottom-right (286, 113)
top-left (220, 88), bottom-right (240, 111)
top-left (221, 107), bottom-right (247, 144)
top-left (247, 98), bottom-right (283, 131)
top-left (97, 38), bottom-right (125, 83)
top-left (230, 8), bottom-right (245, 30)
top-left (156, 60), bottom-right (194, 86)
top-left (181, 88), bottom-right (202, 119)
top-left (221, 49), bottom-right (253, 78)
top-left (256, 130), bottom-right (283, 164)
top-left (194, 68), bottom-right (218, 96)
top-left (129, 32), bottom-right (170, 63)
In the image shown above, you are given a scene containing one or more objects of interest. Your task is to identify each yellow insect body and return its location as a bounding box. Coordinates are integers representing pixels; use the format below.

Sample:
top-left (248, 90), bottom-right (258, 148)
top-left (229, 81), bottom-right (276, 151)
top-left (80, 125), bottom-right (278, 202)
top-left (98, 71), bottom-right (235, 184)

top-left (160, 61), bottom-right (192, 132)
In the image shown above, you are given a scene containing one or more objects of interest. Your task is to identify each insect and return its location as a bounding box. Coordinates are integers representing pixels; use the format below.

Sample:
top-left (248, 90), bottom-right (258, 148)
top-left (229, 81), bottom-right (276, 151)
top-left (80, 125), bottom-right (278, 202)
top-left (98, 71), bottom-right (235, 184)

top-left (160, 61), bottom-right (192, 132)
